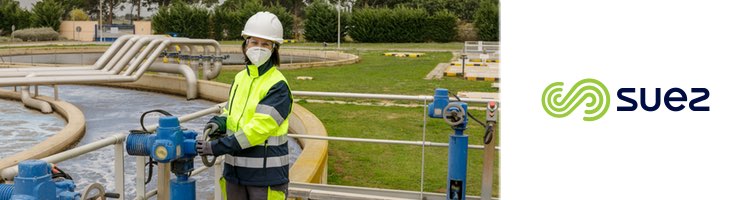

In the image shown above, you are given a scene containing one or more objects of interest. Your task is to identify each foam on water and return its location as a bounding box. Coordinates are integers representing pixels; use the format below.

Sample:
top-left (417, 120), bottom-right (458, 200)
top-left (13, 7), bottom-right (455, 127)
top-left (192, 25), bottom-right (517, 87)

top-left (0, 99), bottom-right (64, 158)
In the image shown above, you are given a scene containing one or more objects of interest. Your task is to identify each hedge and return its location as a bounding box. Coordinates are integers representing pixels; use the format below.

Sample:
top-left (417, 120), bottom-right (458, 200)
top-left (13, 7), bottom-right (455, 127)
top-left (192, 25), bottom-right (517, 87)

top-left (474, 0), bottom-right (499, 41)
top-left (152, 0), bottom-right (211, 38)
top-left (303, 0), bottom-right (347, 42)
top-left (155, 0), bottom-right (294, 41)
top-left (349, 6), bottom-right (458, 43)
top-left (426, 10), bottom-right (458, 42)
top-left (13, 27), bottom-right (59, 41)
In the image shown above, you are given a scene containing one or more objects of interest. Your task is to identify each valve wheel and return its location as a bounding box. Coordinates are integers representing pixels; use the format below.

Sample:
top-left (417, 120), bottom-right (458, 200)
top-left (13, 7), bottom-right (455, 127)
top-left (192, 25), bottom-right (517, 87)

top-left (443, 102), bottom-right (466, 126)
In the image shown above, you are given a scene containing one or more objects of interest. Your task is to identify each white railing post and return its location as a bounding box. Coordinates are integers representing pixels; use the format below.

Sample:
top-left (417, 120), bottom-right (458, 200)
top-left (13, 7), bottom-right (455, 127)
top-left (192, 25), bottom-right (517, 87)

top-left (114, 142), bottom-right (125, 200)
top-left (420, 98), bottom-right (427, 199)
top-left (136, 156), bottom-right (146, 199)
top-left (157, 164), bottom-right (170, 199)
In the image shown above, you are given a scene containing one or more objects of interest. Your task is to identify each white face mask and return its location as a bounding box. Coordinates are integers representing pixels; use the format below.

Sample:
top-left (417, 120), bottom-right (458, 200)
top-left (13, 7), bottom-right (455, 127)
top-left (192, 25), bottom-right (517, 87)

top-left (245, 47), bottom-right (272, 66)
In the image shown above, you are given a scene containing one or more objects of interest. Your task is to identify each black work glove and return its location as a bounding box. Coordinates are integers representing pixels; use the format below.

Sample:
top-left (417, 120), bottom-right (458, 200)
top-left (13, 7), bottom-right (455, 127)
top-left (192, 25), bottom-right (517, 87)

top-left (196, 139), bottom-right (214, 156)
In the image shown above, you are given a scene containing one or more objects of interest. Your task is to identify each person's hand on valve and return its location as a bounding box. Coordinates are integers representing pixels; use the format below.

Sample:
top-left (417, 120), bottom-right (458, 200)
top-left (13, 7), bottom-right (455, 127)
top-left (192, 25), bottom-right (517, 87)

top-left (196, 139), bottom-right (213, 156)
top-left (197, 116), bottom-right (227, 156)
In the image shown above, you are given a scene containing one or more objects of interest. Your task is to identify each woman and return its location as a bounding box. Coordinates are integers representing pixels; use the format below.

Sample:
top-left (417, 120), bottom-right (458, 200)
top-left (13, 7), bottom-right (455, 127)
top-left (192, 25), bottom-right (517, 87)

top-left (196, 11), bottom-right (292, 200)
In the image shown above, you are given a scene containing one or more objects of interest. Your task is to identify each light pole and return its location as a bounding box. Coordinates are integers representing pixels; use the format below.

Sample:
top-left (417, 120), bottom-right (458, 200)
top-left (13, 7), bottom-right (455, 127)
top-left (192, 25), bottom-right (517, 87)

top-left (99, 0), bottom-right (103, 42)
top-left (337, 2), bottom-right (341, 50)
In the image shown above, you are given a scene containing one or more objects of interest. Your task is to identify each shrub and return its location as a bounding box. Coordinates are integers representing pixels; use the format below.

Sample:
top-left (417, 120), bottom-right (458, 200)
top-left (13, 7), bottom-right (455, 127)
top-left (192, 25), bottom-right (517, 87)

top-left (0, 0), bottom-right (32, 35)
top-left (31, 0), bottom-right (64, 31)
top-left (426, 10), bottom-right (458, 42)
top-left (68, 8), bottom-right (89, 21)
top-left (457, 21), bottom-right (479, 41)
top-left (474, 0), bottom-right (499, 41)
top-left (152, 0), bottom-right (211, 38)
top-left (13, 27), bottom-right (59, 41)
top-left (302, 0), bottom-right (340, 42)
top-left (154, 0), bottom-right (296, 40)
top-left (397, 0), bottom-right (480, 22)
top-left (0, 36), bottom-right (23, 42)
top-left (349, 6), bottom-right (429, 43)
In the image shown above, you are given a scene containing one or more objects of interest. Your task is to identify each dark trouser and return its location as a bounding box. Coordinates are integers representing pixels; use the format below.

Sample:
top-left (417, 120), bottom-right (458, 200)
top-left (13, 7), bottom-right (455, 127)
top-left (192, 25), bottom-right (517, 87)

top-left (224, 181), bottom-right (288, 200)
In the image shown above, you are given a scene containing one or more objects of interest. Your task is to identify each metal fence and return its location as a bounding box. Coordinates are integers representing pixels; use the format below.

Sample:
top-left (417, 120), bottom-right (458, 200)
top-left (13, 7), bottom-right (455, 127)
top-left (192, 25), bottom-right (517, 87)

top-left (96, 24), bottom-right (136, 42)
top-left (464, 41), bottom-right (500, 54)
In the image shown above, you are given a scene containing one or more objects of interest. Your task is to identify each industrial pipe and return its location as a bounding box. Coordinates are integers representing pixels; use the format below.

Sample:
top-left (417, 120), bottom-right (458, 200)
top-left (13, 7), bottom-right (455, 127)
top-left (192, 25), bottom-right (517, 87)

top-left (108, 36), bottom-right (164, 74)
top-left (0, 35), bottom-right (136, 72)
top-left (20, 85), bottom-right (52, 113)
top-left (148, 63), bottom-right (198, 100)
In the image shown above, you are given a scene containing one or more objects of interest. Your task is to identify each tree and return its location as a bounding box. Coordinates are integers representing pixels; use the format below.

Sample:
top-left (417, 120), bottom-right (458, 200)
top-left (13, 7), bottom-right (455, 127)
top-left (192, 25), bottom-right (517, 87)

top-left (54, 0), bottom-right (89, 18)
top-left (426, 10), bottom-right (458, 42)
top-left (474, 0), bottom-right (499, 41)
top-left (303, 0), bottom-right (342, 42)
top-left (69, 8), bottom-right (90, 21)
top-left (31, 0), bottom-right (65, 31)
top-left (152, 0), bottom-right (211, 38)
top-left (261, 0), bottom-right (306, 17)
top-left (398, 0), bottom-right (479, 22)
top-left (353, 0), bottom-right (402, 8)
top-left (0, 0), bottom-right (32, 35)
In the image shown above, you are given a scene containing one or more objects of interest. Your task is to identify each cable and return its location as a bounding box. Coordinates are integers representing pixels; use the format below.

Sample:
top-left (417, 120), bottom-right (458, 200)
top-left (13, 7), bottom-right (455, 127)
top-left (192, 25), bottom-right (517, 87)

top-left (448, 91), bottom-right (487, 128)
top-left (51, 165), bottom-right (73, 180)
top-left (144, 159), bottom-right (157, 185)
top-left (138, 109), bottom-right (172, 185)
top-left (139, 109), bottom-right (173, 131)
top-left (484, 123), bottom-right (494, 145)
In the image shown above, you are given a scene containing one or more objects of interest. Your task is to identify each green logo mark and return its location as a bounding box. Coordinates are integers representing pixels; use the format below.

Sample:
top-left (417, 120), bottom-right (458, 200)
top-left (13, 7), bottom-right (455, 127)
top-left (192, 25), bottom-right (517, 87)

top-left (542, 78), bottom-right (610, 121)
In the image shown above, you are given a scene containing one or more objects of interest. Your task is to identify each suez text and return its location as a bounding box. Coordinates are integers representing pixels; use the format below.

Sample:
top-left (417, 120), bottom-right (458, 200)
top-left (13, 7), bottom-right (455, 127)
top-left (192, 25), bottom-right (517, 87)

top-left (616, 88), bottom-right (709, 111)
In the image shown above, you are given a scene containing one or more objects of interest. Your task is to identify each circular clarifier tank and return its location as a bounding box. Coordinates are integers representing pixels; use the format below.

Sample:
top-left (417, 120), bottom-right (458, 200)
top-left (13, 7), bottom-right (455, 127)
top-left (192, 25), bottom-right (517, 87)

top-left (2, 85), bottom-right (302, 199)
top-left (0, 52), bottom-right (332, 65)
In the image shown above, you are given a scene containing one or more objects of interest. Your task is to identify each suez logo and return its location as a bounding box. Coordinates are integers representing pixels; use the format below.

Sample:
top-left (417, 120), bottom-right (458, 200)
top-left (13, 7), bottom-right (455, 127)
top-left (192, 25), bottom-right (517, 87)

top-left (541, 78), bottom-right (710, 121)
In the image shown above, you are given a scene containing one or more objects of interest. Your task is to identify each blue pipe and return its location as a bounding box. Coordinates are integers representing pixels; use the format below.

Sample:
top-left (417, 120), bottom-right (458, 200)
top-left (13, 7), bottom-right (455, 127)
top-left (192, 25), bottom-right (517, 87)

top-left (170, 175), bottom-right (196, 200)
top-left (448, 132), bottom-right (468, 200)
top-left (0, 184), bottom-right (12, 200)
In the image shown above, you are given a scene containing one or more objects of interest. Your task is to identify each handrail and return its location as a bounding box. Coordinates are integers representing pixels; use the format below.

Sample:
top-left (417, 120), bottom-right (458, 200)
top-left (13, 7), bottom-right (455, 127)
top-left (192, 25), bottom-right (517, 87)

top-left (0, 133), bottom-right (127, 181)
top-left (292, 90), bottom-right (499, 105)
top-left (288, 134), bottom-right (499, 150)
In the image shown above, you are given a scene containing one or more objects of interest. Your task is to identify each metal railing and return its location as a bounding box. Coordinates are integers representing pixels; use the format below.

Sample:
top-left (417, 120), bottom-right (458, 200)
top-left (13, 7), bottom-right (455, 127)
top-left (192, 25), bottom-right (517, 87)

top-left (464, 41), bottom-right (500, 54)
top-left (0, 91), bottom-right (499, 199)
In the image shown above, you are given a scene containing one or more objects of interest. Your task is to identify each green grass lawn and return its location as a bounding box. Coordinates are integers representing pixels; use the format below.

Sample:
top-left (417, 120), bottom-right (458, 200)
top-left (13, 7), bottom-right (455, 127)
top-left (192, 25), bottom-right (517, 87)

top-left (216, 51), bottom-right (496, 95)
top-left (219, 40), bottom-right (464, 51)
top-left (213, 49), bottom-right (498, 196)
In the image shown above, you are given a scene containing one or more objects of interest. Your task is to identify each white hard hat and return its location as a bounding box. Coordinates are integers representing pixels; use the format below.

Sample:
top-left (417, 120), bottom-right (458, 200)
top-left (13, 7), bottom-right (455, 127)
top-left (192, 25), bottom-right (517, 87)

top-left (241, 11), bottom-right (284, 44)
